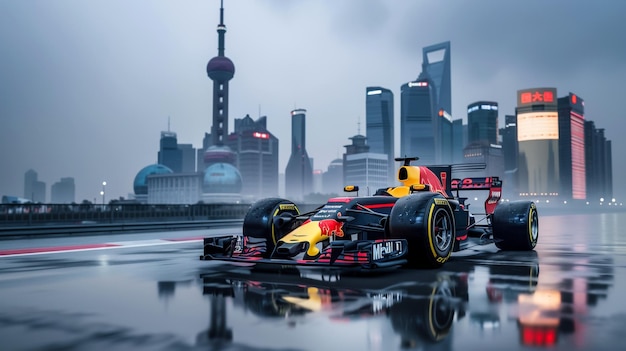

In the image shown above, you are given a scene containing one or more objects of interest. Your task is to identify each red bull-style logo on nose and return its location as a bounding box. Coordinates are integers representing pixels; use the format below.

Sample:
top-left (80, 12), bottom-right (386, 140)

top-left (318, 219), bottom-right (345, 238)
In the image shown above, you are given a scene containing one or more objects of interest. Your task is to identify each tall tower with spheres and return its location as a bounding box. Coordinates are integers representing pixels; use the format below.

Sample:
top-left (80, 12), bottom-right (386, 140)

top-left (202, 0), bottom-right (242, 201)
top-left (206, 0), bottom-right (234, 147)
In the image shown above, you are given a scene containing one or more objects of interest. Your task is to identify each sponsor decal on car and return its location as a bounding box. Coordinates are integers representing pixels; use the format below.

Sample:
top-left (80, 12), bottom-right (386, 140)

top-left (434, 198), bottom-right (448, 206)
top-left (372, 240), bottom-right (404, 261)
top-left (279, 204), bottom-right (297, 211)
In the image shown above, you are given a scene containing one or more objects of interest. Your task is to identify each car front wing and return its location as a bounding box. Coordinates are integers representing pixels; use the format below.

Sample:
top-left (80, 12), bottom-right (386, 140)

top-left (200, 235), bottom-right (409, 271)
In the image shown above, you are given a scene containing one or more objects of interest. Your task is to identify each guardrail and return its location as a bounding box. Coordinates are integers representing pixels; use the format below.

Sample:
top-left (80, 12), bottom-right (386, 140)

top-left (0, 202), bottom-right (323, 238)
top-left (0, 203), bottom-right (251, 227)
top-left (0, 219), bottom-right (245, 239)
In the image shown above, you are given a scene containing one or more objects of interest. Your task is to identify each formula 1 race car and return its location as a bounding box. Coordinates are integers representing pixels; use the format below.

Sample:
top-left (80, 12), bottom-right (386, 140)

top-left (200, 157), bottom-right (539, 270)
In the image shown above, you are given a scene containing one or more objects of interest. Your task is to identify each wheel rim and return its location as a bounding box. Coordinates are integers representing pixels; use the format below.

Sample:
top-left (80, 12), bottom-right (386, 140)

top-left (530, 209), bottom-right (539, 242)
top-left (433, 208), bottom-right (453, 252)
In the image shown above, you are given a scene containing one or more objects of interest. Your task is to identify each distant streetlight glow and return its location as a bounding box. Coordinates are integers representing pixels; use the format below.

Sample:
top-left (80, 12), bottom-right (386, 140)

top-left (101, 181), bottom-right (107, 205)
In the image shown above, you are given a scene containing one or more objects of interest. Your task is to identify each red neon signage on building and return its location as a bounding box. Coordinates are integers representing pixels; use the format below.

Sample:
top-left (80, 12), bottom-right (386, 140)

top-left (517, 88), bottom-right (557, 106)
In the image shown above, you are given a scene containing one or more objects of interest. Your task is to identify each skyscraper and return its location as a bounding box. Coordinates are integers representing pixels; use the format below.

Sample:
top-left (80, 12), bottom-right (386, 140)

top-left (226, 114), bottom-right (279, 200)
top-left (439, 109), bottom-right (454, 164)
top-left (24, 169), bottom-right (45, 203)
top-left (366, 86), bottom-right (394, 183)
top-left (400, 41), bottom-right (452, 165)
top-left (24, 169), bottom-right (37, 201)
top-left (51, 177), bottom-right (75, 203)
top-left (516, 87), bottom-right (560, 199)
top-left (178, 144), bottom-right (196, 173)
top-left (400, 79), bottom-right (437, 164)
top-left (285, 109), bottom-right (313, 201)
top-left (500, 114), bottom-right (519, 197)
top-left (451, 118), bottom-right (465, 164)
top-left (343, 135), bottom-right (389, 194)
top-left (584, 121), bottom-right (612, 202)
top-left (557, 93), bottom-right (586, 200)
top-left (467, 101), bottom-right (499, 145)
top-left (322, 158), bottom-right (343, 194)
top-left (418, 41), bottom-right (452, 114)
top-left (464, 101), bottom-right (501, 180)
top-left (158, 131), bottom-right (183, 173)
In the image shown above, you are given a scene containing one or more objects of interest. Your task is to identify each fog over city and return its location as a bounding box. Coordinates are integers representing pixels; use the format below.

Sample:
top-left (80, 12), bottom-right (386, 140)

top-left (1, 0), bottom-right (625, 203)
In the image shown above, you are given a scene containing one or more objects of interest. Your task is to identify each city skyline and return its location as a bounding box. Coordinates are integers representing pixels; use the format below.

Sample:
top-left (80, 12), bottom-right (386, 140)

top-left (1, 1), bottom-right (624, 202)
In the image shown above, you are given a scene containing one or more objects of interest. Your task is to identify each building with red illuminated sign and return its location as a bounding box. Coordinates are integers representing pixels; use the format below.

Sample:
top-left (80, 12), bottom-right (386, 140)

top-left (515, 88), bottom-right (613, 201)
top-left (516, 88), bottom-right (560, 198)
top-left (226, 114), bottom-right (279, 201)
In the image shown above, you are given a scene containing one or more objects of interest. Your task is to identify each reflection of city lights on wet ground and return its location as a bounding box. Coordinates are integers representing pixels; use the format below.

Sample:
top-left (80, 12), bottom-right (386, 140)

top-left (517, 290), bottom-right (561, 346)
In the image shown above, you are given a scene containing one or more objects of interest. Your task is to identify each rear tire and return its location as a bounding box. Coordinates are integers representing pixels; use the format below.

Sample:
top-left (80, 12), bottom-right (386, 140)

top-left (243, 198), bottom-right (300, 257)
top-left (388, 193), bottom-right (455, 268)
top-left (492, 201), bottom-right (538, 251)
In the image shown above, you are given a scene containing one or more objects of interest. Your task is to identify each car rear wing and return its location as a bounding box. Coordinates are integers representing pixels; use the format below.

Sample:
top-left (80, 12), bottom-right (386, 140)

top-left (451, 177), bottom-right (501, 191)
top-left (451, 177), bottom-right (502, 215)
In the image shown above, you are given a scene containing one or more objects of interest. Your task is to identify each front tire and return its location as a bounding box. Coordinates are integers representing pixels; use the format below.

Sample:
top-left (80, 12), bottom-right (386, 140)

top-left (243, 198), bottom-right (300, 257)
top-left (388, 193), bottom-right (455, 268)
top-left (492, 201), bottom-right (538, 251)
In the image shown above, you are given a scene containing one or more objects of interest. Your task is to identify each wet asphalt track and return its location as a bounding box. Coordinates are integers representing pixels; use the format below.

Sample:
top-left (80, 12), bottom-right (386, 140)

top-left (1, 212), bottom-right (626, 351)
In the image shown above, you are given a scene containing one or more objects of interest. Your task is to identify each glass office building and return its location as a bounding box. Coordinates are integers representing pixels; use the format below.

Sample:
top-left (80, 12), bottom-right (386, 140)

top-left (366, 86), bottom-right (394, 182)
top-left (400, 41), bottom-right (452, 165)
top-left (285, 109), bottom-right (313, 201)
top-left (400, 80), bottom-right (437, 164)
top-left (557, 93), bottom-right (586, 200)
top-left (467, 101), bottom-right (499, 145)
top-left (226, 115), bottom-right (279, 200)
top-left (419, 41), bottom-right (452, 115)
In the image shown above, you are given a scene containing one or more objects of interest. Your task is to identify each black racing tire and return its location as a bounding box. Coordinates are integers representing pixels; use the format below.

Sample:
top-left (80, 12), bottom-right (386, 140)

top-left (243, 198), bottom-right (300, 257)
top-left (388, 192), bottom-right (456, 268)
top-left (492, 201), bottom-right (538, 251)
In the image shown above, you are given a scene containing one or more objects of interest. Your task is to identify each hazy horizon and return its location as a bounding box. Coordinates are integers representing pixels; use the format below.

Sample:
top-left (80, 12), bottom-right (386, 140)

top-left (1, 0), bottom-right (624, 203)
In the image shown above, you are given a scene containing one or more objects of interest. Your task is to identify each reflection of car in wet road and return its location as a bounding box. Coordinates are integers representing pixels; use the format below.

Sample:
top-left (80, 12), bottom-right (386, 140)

top-left (201, 156), bottom-right (539, 271)
top-left (198, 269), bottom-right (461, 349)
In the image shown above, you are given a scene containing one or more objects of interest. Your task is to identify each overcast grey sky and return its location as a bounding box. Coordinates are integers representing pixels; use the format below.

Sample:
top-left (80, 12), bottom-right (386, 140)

top-left (1, 0), bottom-right (625, 203)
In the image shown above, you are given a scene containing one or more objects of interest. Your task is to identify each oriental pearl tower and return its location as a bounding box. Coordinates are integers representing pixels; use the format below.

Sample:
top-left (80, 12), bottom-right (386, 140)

top-left (202, 0), bottom-right (242, 197)
top-left (206, 0), bottom-right (234, 148)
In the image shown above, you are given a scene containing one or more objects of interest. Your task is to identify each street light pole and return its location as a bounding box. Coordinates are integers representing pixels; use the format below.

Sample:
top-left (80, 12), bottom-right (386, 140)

top-left (101, 181), bottom-right (107, 205)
